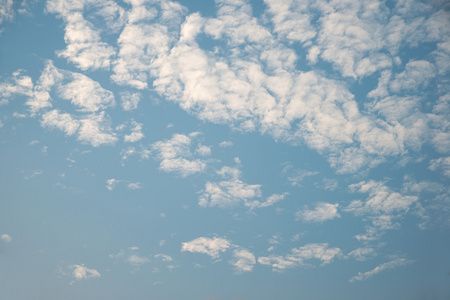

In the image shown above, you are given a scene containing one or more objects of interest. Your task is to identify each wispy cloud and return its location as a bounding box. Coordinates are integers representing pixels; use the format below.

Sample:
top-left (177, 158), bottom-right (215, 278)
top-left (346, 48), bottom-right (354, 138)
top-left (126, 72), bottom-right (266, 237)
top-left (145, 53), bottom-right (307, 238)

top-left (349, 258), bottom-right (413, 282)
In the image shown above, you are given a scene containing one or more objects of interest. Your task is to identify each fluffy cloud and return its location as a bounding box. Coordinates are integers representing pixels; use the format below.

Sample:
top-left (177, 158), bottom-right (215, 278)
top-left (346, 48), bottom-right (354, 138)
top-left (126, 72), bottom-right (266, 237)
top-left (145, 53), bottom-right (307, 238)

top-left (124, 121), bottom-right (144, 143)
top-left (181, 236), bottom-right (256, 272)
top-left (120, 92), bottom-right (141, 111)
top-left (181, 237), bottom-right (232, 259)
top-left (346, 181), bottom-right (418, 215)
top-left (258, 243), bottom-right (341, 272)
top-left (198, 166), bottom-right (287, 209)
top-left (106, 178), bottom-right (142, 190)
top-left (296, 202), bottom-right (340, 223)
top-left (69, 264), bottom-right (101, 283)
top-left (230, 249), bottom-right (256, 273)
top-left (152, 133), bottom-right (207, 177)
top-left (349, 258), bottom-right (412, 282)
top-left (46, 0), bottom-right (121, 70)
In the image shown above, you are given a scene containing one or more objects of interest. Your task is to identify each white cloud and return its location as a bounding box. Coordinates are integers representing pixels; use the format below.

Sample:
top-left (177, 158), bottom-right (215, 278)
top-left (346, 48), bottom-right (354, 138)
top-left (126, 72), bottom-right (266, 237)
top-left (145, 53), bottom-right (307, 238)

top-left (181, 237), bottom-right (232, 259)
top-left (348, 247), bottom-right (376, 261)
top-left (1, 234), bottom-right (12, 243)
top-left (196, 144), bottom-right (211, 156)
top-left (219, 141), bottom-right (233, 147)
top-left (346, 181), bottom-right (418, 215)
top-left (0, 0), bottom-right (14, 33)
top-left (120, 92), bottom-right (141, 111)
top-left (230, 249), bottom-right (256, 273)
top-left (46, 0), bottom-right (118, 70)
top-left (349, 258), bottom-right (413, 282)
top-left (106, 178), bottom-right (119, 191)
top-left (69, 264), bottom-right (101, 283)
top-left (57, 73), bottom-right (115, 112)
top-left (127, 182), bottom-right (142, 189)
top-left (322, 178), bottom-right (338, 191)
top-left (296, 202), bottom-right (340, 223)
top-left (109, 247), bottom-right (150, 268)
top-left (152, 133), bottom-right (207, 177)
top-left (127, 254), bottom-right (150, 267)
top-left (389, 60), bottom-right (435, 93)
top-left (258, 243), bottom-right (341, 272)
top-left (77, 112), bottom-right (117, 147)
top-left (41, 110), bottom-right (80, 136)
top-left (284, 166), bottom-right (319, 187)
top-left (198, 166), bottom-right (286, 209)
top-left (154, 254), bottom-right (173, 262)
top-left (429, 157), bottom-right (450, 178)
top-left (124, 121), bottom-right (144, 143)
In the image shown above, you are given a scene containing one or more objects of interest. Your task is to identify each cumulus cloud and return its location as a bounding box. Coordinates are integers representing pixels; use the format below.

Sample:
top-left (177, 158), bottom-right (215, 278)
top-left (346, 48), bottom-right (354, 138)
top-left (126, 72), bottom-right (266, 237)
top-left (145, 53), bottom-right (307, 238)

top-left (152, 133), bottom-right (207, 177)
top-left (296, 202), bottom-right (340, 223)
top-left (69, 264), bottom-right (101, 283)
top-left (219, 141), bottom-right (233, 147)
top-left (258, 243), bottom-right (342, 272)
top-left (124, 121), bottom-right (144, 143)
top-left (198, 165), bottom-right (287, 209)
top-left (181, 237), bottom-right (232, 259)
top-left (106, 178), bottom-right (120, 191)
top-left (346, 181), bottom-right (418, 215)
top-left (344, 180), bottom-right (419, 241)
top-left (1, 62), bottom-right (118, 147)
top-left (230, 249), bottom-right (256, 273)
top-left (46, 0), bottom-right (121, 70)
top-left (349, 258), bottom-right (413, 282)
top-left (120, 92), bottom-right (141, 111)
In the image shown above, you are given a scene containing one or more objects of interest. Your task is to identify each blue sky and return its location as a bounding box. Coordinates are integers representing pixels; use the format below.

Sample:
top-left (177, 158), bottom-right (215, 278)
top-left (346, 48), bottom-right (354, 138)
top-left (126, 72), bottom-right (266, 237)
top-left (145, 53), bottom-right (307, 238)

top-left (0, 0), bottom-right (449, 299)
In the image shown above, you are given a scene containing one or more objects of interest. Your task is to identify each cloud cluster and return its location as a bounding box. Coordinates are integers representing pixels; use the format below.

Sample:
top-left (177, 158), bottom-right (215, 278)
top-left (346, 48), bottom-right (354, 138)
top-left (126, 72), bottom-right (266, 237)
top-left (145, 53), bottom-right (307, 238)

top-left (152, 133), bottom-right (207, 177)
top-left (258, 243), bottom-right (342, 272)
top-left (198, 165), bottom-right (287, 209)
top-left (182, 237), bottom-right (342, 273)
top-left (69, 264), bottom-right (101, 283)
top-left (181, 236), bottom-right (255, 272)
top-left (345, 180), bottom-right (418, 242)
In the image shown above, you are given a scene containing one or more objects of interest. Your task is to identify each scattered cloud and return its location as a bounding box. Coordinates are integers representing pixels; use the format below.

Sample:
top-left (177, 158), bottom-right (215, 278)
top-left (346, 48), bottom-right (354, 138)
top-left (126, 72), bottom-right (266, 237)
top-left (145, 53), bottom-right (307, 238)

top-left (109, 247), bottom-right (150, 268)
top-left (348, 247), bottom-right (376, 261)
top-left (230, 249), bottom-right (256, 273)
top-left (152, 133), bottom-right (207, 177)
top-left (429, 156), bottom-right (450, 178)
top-left (258, 243), bottom-right (342, 272)
top-left (120, 92), bottom-right (141, 111)
top-left (296, 202), bottom-right (340, 223)
top-left (69, 264), bottom-right (100, 284)
top-left (349, 258), bottom-right (413, 282)
top-left (219, 141), bottom-right (233, 148)
top-left (181, 237), bottom-right (232, 259)
top-left (346, 181), bottom-right (418, 215)
top-left (198, 165), bottom-right (287, 209)
top-left (124, 121), bottom-right (144, 143)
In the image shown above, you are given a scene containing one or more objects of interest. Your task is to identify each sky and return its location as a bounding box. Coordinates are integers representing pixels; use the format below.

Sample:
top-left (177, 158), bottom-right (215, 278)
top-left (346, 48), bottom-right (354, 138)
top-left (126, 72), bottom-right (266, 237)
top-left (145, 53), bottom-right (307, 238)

top-left (0, 0), bottom-right (449, 299)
